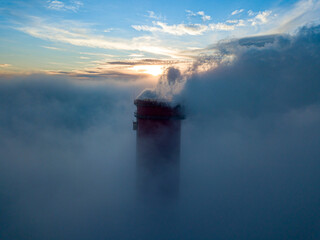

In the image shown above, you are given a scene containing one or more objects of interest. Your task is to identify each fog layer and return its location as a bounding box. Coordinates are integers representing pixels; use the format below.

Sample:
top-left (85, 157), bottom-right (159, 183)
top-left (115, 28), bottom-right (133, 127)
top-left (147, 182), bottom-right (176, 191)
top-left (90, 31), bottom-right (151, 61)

top-left (179, 25), bottom-right (320, 239)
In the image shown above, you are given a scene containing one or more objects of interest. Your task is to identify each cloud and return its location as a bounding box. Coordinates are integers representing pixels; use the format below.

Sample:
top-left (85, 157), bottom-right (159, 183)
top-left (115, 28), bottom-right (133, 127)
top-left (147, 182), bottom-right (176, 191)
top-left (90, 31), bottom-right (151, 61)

top-left (79, 52), bottom-right (115, 57)
top-left (46, 58), bottom-right (188, 81)
top-left (197, 11), bottom-right (212, 21)
top-left (132, 21), bottom-right (209, 35)
top-left (249, 10), bottom-right (273, 26)
top-left (17, 17), bottom-right (179, 57)
top-left (231, 9), bottom-right (244, 15)
top-left (129, 53), bottom-right (145, 57)
top-left (42, 46), bottom-right (64, 51)
top-left (186, 10), bottom-right (211, 21)
top-left (186, 10), bottom-right (197, 16)
top-left (46, 0), bottom-right (83, 12)
top-left (226, 19), bottom-right (246, 26)
top-left (140, 0), bottom-right (319, 40)
top-left (132, 21), bottom-right (235, 35)
top-left (132, 8), bottom-right (278, 37)
top-left (45, 67), bottom-right (153, 81)
top-left (243, 0), bottom-right (320, 33)
top-left (53, 70), bottom-right (154, 81)
top-left (248, 10), bottom-right (255, 16)
top-left (272, 0), bottom-right (320, 33)
top-left (138, 11), bottom-right (272, 35)
top-left (104, 59), bottom-right (183, 66)
top-left (0, 64), bottom-right (12, 68)
top-left (146, 11), bottom-right (164, 20)
top-left (209, 22), bottom-right (236, 30)
top-left (103, 28), bottom-right (113, 33)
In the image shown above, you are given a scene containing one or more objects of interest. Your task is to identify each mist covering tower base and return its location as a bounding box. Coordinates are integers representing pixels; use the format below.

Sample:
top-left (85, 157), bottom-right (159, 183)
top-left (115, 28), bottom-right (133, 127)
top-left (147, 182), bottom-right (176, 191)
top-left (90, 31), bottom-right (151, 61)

top-left (134, 98), bottom-right (184, 198)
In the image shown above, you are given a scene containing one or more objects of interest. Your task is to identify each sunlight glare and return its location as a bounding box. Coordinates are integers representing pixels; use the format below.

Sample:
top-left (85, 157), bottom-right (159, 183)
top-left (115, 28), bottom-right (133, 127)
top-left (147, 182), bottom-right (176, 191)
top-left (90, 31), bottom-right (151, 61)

top-left (131, 65), bottom-right (163, 76)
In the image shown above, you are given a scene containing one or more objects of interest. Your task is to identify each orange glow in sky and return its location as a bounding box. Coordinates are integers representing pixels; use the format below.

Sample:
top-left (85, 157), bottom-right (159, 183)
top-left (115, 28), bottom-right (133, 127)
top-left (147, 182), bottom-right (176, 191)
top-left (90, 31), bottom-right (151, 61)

top-left (131, 65), bottom-right (164, 76)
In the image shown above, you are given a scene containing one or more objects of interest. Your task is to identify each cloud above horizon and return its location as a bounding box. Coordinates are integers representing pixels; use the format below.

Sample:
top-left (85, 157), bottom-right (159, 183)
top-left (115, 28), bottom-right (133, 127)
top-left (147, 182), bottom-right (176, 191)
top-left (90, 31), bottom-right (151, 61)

top-left (46, 0), bottom-right (83, 12)
top-left (17, 17), bottom-right (179, 58)
top-left (186, 10), bottom-right (211, 21)
top-left (231, 9), bottom-right (244, 16)
top-left (132, 21), bottom-right (236, 35)
top-left (0, 64), bottom-right (12, 68)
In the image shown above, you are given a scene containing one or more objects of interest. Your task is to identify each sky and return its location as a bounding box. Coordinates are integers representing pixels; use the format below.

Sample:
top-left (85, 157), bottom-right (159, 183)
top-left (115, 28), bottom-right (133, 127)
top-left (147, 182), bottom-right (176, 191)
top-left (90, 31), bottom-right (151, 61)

top-left (1, 1), bottom-right (320, 239)
top-left (1, 0), bottom-right (320, 81)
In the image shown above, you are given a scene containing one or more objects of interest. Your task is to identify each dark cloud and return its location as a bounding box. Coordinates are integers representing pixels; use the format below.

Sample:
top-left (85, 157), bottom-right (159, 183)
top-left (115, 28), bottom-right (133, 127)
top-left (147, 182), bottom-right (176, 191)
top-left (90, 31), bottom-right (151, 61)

top-left (50, 70), bottom-right (153, 82)
top-left (165, 67), bottom-right (181, 86)
top-left (48, 59), bottom-right (189, 81)
top-left (104, 59), bottom-right (186, 66)
top-left (105, 59), bottom-right (164, 65)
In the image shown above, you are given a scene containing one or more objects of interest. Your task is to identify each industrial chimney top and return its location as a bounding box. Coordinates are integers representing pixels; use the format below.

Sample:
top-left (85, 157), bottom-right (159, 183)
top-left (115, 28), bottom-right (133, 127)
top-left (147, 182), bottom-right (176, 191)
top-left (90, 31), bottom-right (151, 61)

top-left (134, 99), bottom-right (185, 121)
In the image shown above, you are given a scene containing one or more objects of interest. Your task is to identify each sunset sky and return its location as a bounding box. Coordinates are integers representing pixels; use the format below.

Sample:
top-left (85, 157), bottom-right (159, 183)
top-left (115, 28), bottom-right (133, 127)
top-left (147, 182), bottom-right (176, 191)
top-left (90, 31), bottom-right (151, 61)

top-left (1, 0), bottom-right (320, 81)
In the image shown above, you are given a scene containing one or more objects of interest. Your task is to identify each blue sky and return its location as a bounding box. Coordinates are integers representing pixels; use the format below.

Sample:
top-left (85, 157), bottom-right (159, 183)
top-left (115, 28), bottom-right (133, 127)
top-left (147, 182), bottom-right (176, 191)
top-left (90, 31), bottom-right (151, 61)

top-left (0, 0), bottom-right (320, 80)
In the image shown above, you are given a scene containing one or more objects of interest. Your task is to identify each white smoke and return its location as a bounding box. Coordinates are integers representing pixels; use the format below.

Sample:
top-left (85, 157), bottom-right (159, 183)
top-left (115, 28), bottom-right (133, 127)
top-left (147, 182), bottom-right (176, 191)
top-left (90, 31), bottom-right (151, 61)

top-left (137, 67), bottom-right (185, 104)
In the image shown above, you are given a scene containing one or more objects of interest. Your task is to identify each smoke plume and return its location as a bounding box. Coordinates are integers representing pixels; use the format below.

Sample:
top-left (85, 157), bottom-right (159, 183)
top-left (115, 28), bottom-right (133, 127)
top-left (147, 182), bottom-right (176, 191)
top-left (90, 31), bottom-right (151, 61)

top-left (137, 67), bottom-right (185, 104)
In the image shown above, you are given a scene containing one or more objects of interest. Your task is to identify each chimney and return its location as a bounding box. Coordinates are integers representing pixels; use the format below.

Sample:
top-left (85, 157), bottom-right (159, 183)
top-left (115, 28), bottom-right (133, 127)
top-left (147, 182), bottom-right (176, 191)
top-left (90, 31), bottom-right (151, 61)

top-left (133, 99), bottom-right (185, 198)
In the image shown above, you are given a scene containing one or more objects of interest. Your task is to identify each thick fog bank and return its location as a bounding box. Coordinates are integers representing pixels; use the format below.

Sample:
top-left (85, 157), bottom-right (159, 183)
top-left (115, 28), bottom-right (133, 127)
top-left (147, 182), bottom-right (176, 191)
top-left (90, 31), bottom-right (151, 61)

top-left (0, 76), bottom-right (139, 239)
top-left (179, 25), bottom-right (320, 239)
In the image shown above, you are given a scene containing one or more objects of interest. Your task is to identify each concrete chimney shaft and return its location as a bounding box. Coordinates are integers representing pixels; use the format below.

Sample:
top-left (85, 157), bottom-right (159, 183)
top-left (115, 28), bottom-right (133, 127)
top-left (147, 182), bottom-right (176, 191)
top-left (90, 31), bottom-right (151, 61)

top-left (134, 99), bottom-right (184, 197)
